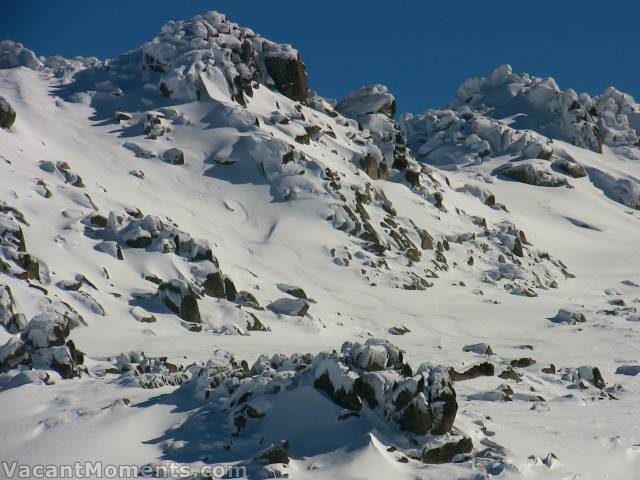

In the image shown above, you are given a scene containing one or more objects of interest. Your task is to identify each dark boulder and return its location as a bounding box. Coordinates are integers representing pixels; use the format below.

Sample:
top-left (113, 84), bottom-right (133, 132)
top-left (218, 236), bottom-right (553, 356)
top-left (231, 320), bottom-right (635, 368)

top-left (0, 96), bottom-right (16, 129)
top-left (158, 279), bottom-right (201, 324)
top-left (255, 440), bottom-right (290, 465)
top-left (421, 437), bottom-right (473, 464)
top-left (264, 52), bottom-right (308, 101)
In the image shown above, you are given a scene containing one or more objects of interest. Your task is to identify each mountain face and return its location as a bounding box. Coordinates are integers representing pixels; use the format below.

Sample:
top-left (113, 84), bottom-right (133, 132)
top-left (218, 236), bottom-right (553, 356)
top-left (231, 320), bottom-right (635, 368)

top-left (1, 11), bottom-right (640, 480)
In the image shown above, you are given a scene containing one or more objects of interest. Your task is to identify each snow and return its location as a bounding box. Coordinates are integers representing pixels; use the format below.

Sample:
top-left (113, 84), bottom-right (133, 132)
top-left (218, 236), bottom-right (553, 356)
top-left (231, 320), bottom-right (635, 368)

top-left (1, 10), bottom-right (640, 480)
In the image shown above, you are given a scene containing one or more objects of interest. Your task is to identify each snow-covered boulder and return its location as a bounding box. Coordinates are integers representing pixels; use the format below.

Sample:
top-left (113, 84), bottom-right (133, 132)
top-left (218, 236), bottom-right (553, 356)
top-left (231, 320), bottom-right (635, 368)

top-left (267, 297), bottom-right (309, 316)
top-left (21, 311), bottom-right (70, 348)
top-left (495, 160), bottom-right (568, 187)
top-left (550, 308), bottom-right (587, 325)
top-left (336, 84), bottom-right (396, 119)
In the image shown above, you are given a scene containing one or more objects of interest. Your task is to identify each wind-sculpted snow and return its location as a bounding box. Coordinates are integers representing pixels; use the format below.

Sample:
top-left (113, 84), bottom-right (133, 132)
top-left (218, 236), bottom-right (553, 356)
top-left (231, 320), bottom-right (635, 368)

top-left (1, 10), bottom-right (640, 480)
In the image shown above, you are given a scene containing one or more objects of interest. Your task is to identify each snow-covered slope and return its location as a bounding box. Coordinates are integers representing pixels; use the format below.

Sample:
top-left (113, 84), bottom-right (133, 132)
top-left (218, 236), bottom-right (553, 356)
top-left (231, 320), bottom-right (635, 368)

top-left (1, 13), bottom-right (640, 480)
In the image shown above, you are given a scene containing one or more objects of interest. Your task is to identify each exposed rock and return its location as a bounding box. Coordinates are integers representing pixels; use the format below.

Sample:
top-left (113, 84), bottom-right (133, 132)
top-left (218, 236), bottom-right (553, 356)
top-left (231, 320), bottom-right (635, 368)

top-left (115, 111), bottom-right (132, 122)
top-left (237, 290), bottom-right (262, 310)
top-left (541, 364), bottom-right (556, 374)
top-left (511, 358), bottom-right (536, 368)
top-left (264, 51), bottom-right (308, 101)
top-left (498, 367), bottom-right (522, 382)
top-left (56, 161), bottom-right (84, 187)
top-left (575, 366), bottom-right (606, 389)
top-left (158, 279), bottom-right (201, 323)
top-left (615, 365), bottom-right (640, 376)
top-left (0, 284), bottom-right (16, 329)
top-left (389, 325), bottom-right (411, 335)
top-left (450, 362), bottom-right (494, 381)
top-left (0, 96), bottom-right (16, 129)
top-left (162, 148), bottom-right (185, 165)
top-left (254, 440), bottom-right (290, 465)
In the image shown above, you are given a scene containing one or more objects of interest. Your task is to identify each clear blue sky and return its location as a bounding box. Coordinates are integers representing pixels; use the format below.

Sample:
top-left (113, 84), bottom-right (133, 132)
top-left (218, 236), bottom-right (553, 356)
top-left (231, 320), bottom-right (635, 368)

top-left (3, 1), bottom-right (639, 113)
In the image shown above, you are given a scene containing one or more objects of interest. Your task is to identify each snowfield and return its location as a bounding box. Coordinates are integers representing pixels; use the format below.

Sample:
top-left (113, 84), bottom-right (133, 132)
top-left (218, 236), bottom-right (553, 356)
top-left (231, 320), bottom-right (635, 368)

top-left (1, 11), bottom-right (640, 480)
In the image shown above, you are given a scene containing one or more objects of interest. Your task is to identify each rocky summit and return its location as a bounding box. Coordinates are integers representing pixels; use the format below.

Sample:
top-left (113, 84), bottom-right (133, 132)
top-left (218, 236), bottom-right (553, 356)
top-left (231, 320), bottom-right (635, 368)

top-left (1, 10), bottom-right (640, 480)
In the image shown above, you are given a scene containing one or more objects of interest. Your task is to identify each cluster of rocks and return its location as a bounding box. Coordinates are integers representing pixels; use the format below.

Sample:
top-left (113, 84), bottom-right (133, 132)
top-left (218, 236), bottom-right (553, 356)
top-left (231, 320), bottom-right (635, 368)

top-left (0, 307), bottom-right (85, 379)
top-left (401, 65), bottom-right (640, 207)
top-left (324, 163), bottom-right (567, 293)
top-left (109, 351), bottom-right (189, 389)
top-left (0, 40), bottom-right (98, 76)
top-left (87, 211), bottom-right (249, 325)
top-left (38, 160), bottom-right (85, 188)
top-left (336, 84), bottom-right (413, 179)
top-left (178, 339), bottom-right (471, 465)
top-left (0, 203), bottom-right (48, 285)
top-left (448, 64), bottom-right (638, 152)
top-left (108, 11), bottom-right (308, 105)
top-left (454, 342), bottom-right (616, 403)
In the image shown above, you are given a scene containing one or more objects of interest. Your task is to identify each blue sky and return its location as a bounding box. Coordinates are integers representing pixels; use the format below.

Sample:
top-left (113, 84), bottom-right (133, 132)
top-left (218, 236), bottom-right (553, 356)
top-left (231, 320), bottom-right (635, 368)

top-left (3, 1), bottom-right (639, 113)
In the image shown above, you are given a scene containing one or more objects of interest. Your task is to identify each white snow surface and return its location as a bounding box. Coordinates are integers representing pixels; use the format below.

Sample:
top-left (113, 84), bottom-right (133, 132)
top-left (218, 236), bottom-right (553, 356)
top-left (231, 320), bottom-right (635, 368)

top-left (1, 12), bottom-right (640, 480)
